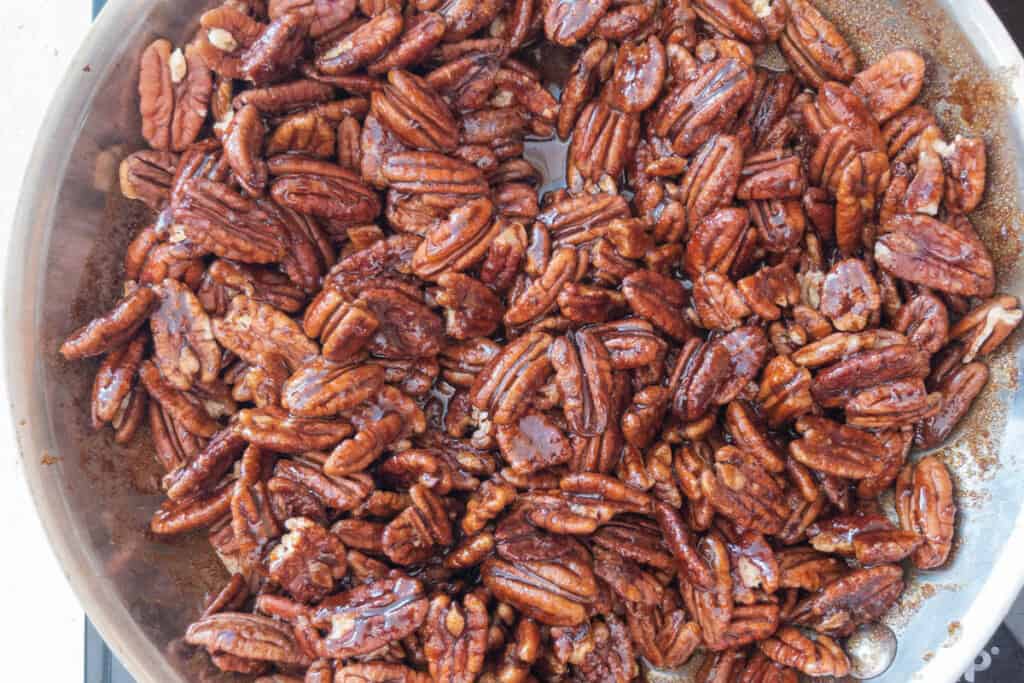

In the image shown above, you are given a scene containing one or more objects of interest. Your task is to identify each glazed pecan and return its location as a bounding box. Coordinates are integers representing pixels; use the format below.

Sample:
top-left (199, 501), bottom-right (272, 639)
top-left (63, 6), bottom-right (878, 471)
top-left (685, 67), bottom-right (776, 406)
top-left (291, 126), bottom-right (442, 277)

top-left (61, 285), bottom-right (158, 360)
top-left (875, 214), bottom-right (995, 297)
top-left (120, 150), bottom-right (179, 210)
top-left (779, 0), bottom-right (857, 87)
top-left (897, 456), bottom-right (956, 569)
top-left (270, 156), bottom-right (382, 223)
top-left (150, 279), bottom-right (221, 391)
top-left (213, 295), bottom-right (318, 371)
top-left (314, 7), bottom-right (403, 75)
top-left (790, 564), bottom-right (904, 637)
top-left (139, 40), bottom-right (212, 152)
top-left (372, 70), bottom-right (458, 152)
top-left (186, 613), bottom-right (311, 667)
top-left (652, 60), bottom-right (755, 156)
top-left (759, 627), bottom-right (850, 677)
top-left (949, 294), bottom-right (1023, 363)
top-left (545, 0), bottom-right (612, 46)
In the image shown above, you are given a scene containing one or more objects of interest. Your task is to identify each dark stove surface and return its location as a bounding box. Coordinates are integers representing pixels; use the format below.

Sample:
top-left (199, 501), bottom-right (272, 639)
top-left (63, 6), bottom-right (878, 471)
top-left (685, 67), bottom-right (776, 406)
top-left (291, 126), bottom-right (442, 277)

top-left (84, 0), bottom-right (1024, 681)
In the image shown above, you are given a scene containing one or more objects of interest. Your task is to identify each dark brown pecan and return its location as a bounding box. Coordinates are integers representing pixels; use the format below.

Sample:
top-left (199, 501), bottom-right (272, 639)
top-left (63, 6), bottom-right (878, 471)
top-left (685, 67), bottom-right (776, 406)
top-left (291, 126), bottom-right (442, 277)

top-left (61, 285), bottom-right (157, 360)
top-left (894, 292), bottom-right (948, 354)
top-left (789, 416), bottom-right (886, 479)
top-left (505, 247), bottom-right (581, 327)
top-left (412, 198), bottom-right (498, 280)
top-left (897, 456), bottom-right (956, 570)
top-left (545, 0), bottom-right (611, 46)
top-left (736, 151), bottom-right (806, 201)
top-left (701, 446), bottom-right (788, 535)
top-left (382, 484), bottom-right (453, 565)
top-left (949, 294), bottom-right (1023, 362)
top-left (875, 214), bottom-right (995, 297)
top-left (652, 60), bottom-right (755, 156)
top-left (120, 150), bottom-right (179, 210)
top-left (172, 179), bottom-right (286, 263)
top-left (281, 358), bottom-right (384, 417)
top-left (759, 627), bottom-right (850, 677)
top-left (917, 362), bottom-right (989, 448)
top-left (811, 344), bottom-right (929, 408)
top-left (622, 270), bottom-right (692, 341)
top-left (382, 150), bottom-right (489, 198)
top-left (139, 40), bottom-right (212, 152)
top-left (235, 405), bottom-right (352, 452)
top-left (678, 134), bottom-right (745, 230)
top-left (790, 564), bottom-right (904, 637)
top-left (568, 101), bottom-right (641, 188)
top-left (549, 330), bottom-right (613, 436)
top-left (684, 206), bottom-right (750, 278)
top-left (757, 355), bottom-right (813, 427)
top-left (91, 334), bottom-right (147, 434)
top-left (270, 156), bottom-right (382, 223)
top-left (496, 411), bottom-right (571, 474)
top-left (186, 613), bottom-right (312, 667)
top-left (314, 8), bottom-right (403, 75)
top-left (481, 520), bottom-right (597, 626)
top-left (151, 480), bottom-right (233, 535)
top-left (299, 574), bottom-right (429, 658)
top-left (779, 0), bottom-right (857, 87)
top-left (241, 13), bottom-right (308, 86)
top-left (372, 70), bottom-right (458, 152)
top-left (604, 35), bottom-right (666, 114)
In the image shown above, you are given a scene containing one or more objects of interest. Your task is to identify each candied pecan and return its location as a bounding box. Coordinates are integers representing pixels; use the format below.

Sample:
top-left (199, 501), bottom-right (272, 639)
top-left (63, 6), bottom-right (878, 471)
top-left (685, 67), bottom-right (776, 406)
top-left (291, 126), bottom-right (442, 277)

top-left (894, 292), bottom-right (948, 354)
top-left (197, 6), bottom-right (267, 80)
top-left (482, 521), bottom-right (597, 626)
top-left (505, 247), bottom-right (581, 326)
top-left (851, 49), bottom-right (926, 123)
top-left (496, 411), bottom-right (571, 474)
top-left (151, 480), bottom-right (234, 535)
top-left (897, 456), bottom-right (956, 569)
top-left (139, 41), bottom-right (213, 152)
top-left (845, 378), bottom-right (941, 429)
top-left (435, 273), bottom-right (503, 339)
top-left (779, 0), bottom-right (857, 87)
top-left (622, 270), bottom-right (692, 341)
top-left (383, 150), bottom-right (489, 197)
top-left (917, 362), bottom-right (989, 448)
top-left (139, 360), bottom-right (222, 438)
top-left (269, 0), bottom-right (356, 39)
top-left (604, 35), bottom-right (666, 114)
top-left (186, 613), bottom-right (312, 667)
top-left (684, 206), bottom-right (750, 278)
top-left (949, 294), bottom-right (1023, 362)
top-left (811, 343), bottom-right (929, 407)
top-left (818, 258), bottom-right (880, 332)
top-left (61, 285), bottom-right (158, 360)
top-left (422, 593), bottom-right (488, 683)
top-left (653, 60), bottom-right (755, 156)
top-left (876, 213), bottom-right (995, 297)
top-left (314, 7), bottom-right (403, 75)
top-left (298, 573), bottom-right (429, 658)
top-left (759, 627), bottom-right (849, 677)
top-left (372, 70), bottom-right (458, 153)
top-left (737, 151), bottom-right (806, 201)
top-left (213, 295), bottom-right (318, 370)
top-left (282, 358), bottom-right (385, 417)
top-left (567, 101), bottom-right (641, 189)
top-left (679, 134), bottom-right (745, 230)
top-left (545, 0), bottom-right (612, 46)
top-left (789, 416), bottom-right (886, 479)
top-left (692, 273), bottom-right (751, 330)
top-left (235, 405), bottom-right (352, 452)
top-left (91, 334), bottom-right (147, 433)
top-left (266, 517), bottom-right (346, 602)
top-left (382, 484), bottom-right (453, 565)
top-left (790, 564), bottom-right (904, 637)
top-left (270, 156), bottom-right (382, 223)
top-left (120, 150), bottom-right (179, 210)
top-left (150, 279), bottom-right (221, 391)
top-left (757, 356), bottom-right (813, 427)
top-left (558, 39), bottom-right (611, 138)
top-left (241, 13), bottom-right (308, 85)
top-left (701, 446), bottom-right (788, 535)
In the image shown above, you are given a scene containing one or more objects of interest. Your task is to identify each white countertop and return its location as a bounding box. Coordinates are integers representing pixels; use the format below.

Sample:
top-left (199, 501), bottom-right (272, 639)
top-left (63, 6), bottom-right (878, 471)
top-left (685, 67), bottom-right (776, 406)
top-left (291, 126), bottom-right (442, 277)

top-left (0, 3), bottom-right (91, 680)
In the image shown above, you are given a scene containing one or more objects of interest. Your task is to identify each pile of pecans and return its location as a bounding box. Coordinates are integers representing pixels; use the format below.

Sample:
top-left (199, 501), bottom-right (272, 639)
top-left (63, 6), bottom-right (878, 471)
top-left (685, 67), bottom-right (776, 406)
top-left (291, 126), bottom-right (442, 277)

top-left (62, 0), bottom-right (1023, 680)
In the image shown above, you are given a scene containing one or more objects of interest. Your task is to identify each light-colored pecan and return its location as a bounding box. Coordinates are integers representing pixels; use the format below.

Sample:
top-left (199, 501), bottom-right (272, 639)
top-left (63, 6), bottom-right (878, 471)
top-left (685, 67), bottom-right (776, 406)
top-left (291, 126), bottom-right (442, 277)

top-left (949, 294), bottom-right (1023, 363)
top-left (851, 49), bottom-right (926, 123)
top-left (120, 150), bottom-right (179, 210)
top-left (818, 258), bottom-right (880, 332)
top-left (139, 40), bottom-right (213, 152)
top-left (422, 593), bottom-right (489, 683)
top-left (779, 0), bottom-right (857, 88)
top-left (652, 60), bottom-right (755, 156)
